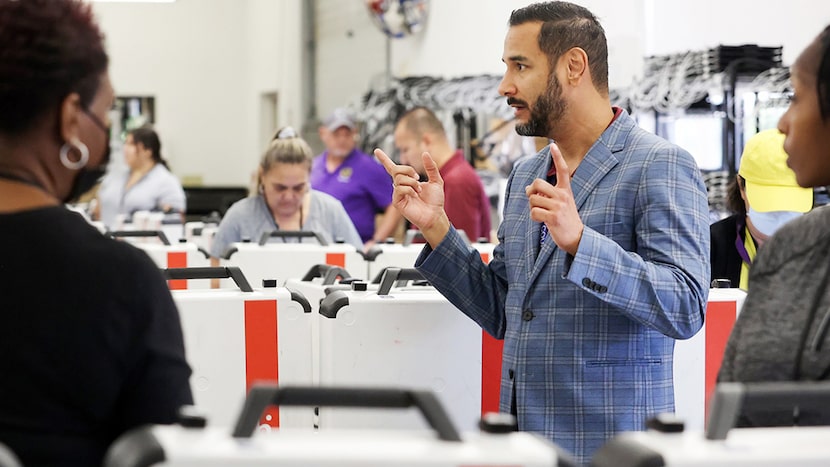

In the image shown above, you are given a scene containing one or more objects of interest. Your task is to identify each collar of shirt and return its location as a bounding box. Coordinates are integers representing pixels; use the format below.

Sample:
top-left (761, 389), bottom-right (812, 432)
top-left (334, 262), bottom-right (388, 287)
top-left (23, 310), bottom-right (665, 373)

top-left (545, 106), bottom-right (623, 179)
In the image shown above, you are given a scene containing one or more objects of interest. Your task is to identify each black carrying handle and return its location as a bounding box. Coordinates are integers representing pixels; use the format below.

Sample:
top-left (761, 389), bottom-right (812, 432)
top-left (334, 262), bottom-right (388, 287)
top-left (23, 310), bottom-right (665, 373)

top-left (108, 230), bottom-right (170, 246)
top-left (162, 267), bottom-right (253, 292)
top-left (705, 380), bottom-right (830, 440)
top-left (300, 264), bottom-right (352, 285)
top-left (402, 229), bottom-right (424, 246)
top-left (231, 385), bottom-right (461, 442)
top-left (403, 229), bottom-right (470, 246)
top-left (377, 267), bottom-right (426, 296)
top-left (258, 230), bottom-right (328, 246)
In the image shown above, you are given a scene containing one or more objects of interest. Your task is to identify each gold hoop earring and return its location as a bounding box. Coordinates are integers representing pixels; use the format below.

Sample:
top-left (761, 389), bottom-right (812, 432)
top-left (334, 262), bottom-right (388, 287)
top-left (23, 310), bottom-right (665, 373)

top-left (59, 140), bottom-right (89, 170)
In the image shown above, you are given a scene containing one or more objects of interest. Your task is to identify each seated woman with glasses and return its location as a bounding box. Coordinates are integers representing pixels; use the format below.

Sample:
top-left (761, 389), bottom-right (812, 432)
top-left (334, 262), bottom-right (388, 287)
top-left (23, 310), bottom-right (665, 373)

top-left (209, 127), bottom-right (362, 264)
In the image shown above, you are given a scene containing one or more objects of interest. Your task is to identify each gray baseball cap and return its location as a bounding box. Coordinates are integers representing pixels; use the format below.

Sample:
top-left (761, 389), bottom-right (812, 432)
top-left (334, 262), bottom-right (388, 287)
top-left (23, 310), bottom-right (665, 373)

top-left (323, 108), bottom-right (356, 131)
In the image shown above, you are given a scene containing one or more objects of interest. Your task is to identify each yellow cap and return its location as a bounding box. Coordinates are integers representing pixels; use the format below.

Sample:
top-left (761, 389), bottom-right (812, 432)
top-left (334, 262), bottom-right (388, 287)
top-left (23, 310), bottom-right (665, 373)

top-left (738, 129), bottom-right (813, 213)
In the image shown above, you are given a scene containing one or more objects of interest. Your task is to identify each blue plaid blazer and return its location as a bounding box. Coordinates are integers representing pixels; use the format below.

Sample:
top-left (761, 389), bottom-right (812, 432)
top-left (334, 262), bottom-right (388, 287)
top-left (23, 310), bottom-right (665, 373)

top-left (416, 110), bottom-right (710, 463)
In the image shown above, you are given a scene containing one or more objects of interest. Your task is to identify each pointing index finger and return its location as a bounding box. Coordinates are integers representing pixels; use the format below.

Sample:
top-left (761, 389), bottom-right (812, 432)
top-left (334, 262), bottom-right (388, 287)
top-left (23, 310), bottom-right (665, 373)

top-left (421, 152), bottom-right (443, 184)
top-left (550, 142), bottom-right (571, 189)
top-left (374, 148), bottom-right (397, 175)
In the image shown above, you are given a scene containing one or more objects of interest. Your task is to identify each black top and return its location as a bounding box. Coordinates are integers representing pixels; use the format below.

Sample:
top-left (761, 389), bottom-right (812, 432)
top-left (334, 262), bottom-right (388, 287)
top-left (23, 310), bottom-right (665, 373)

top-left (710, 214), bottom-right (743, 288)
top-left (0, 206), bottom-right (193, 466)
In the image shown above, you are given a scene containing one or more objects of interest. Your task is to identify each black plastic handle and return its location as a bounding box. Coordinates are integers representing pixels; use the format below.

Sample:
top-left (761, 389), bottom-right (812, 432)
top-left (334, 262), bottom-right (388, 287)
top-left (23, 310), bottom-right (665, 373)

top-left (377, 267), bottom-right (426, 295)
top-left (162, 267), bottom-right (253, 292)
top-left (300, 264), bottom-right (351, 285)
top-left (705, 381), bottom-right (830, 440)
top-left (258, 230), bottom-right (328, 246)
top-left (402, 229), bottom-right (424, 246)
top-left (231, 385), bottom-right (461, 442)
top-left (108, 230), bottom-right (170, 246)
top-left (359, 244), bottom-right (383, 261)
top-left (403, 229), bottom-right (469, 246)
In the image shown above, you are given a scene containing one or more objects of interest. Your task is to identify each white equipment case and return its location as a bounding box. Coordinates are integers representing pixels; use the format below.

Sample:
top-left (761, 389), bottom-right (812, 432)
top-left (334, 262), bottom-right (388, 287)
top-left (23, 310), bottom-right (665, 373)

top-left (364, 230), bottom-right (495, 280)
top-left (103, 385), bottom-right (577, 467)
top-left (672, 287), bottom-right (746, 430)
top-left (163, 267), bottom-right (313, 429)
top-left (108, 230), bottom-right (212, 289)
top-left (316, 268), bottom-right (503, 433)
top-left (221, 230), bottom-right (367, 287)
top-left (591, 381), bottom-right (830, 467)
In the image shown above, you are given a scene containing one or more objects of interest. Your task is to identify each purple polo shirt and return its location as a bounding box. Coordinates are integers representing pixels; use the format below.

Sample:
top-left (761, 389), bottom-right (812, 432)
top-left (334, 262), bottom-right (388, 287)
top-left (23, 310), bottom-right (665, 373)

top-left (310, 148), bottom-right (393, 242)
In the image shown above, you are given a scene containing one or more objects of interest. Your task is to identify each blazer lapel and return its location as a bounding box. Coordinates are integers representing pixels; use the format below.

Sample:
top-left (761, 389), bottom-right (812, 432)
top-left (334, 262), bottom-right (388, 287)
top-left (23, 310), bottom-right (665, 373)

top-left (527, 129), bottom-right (623, 287)
top-left (520, 152), bottom-right (549, 283)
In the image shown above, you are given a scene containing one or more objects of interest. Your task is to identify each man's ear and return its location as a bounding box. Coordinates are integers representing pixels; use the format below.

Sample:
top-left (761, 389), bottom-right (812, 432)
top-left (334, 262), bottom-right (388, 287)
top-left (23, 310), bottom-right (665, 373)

top-left (59, 93), bottom-right (83, 144)
top-left (564, 47), bottom-right (589, 84)
top-left (421, 132), bottom-right (433, 148)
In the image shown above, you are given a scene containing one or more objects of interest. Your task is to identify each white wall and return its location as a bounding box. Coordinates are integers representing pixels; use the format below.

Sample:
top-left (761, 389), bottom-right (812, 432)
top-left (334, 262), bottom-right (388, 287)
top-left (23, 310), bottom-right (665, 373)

top-left (315, 0), bottom-right (388, 119)
top-left (92, 0), bottom-right (828, 185)
top-left (388, 0), bottom-right (645, 90)
top-left (316, 0), bottom-right (828, 115)
top-left (644, 0), bottom-right (828, 65)
top-left (92, 0), bottom-right (303, 187)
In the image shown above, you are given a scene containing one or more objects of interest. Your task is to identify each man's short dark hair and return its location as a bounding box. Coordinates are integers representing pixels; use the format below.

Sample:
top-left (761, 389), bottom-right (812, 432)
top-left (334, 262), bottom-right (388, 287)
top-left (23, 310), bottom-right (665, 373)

top-left (509, 1), bottom-right (608, 94)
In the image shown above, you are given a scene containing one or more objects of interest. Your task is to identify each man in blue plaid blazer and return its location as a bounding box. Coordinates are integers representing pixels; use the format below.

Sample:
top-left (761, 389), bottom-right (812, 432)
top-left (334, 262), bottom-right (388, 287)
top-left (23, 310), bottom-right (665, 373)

top-left (376, 2), bottom-right (710, 463)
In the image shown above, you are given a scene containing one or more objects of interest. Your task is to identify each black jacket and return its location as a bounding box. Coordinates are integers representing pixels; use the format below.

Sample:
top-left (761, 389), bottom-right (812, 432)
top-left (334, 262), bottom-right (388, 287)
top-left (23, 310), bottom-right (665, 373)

top-left (710, 214), bottom-right (746, 288)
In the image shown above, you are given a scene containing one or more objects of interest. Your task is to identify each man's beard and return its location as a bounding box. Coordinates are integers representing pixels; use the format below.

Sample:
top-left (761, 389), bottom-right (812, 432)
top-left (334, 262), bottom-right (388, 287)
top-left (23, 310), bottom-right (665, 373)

top-left (514, 73), bottom-right (567, 138)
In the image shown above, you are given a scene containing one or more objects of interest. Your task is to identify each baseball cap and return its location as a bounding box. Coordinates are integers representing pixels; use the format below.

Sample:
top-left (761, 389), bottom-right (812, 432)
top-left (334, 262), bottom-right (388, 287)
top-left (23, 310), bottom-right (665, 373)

top-left (323, 108), bottom-right (356, 131)
top-left (738, 129), bottom-right (812, 213)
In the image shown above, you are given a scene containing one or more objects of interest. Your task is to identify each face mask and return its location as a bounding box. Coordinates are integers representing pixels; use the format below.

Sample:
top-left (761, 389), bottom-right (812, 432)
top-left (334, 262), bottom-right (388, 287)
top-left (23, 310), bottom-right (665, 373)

top-left (65, 125), bottom-right (111, 203)
top-left (747, 207), bottom-right (802, 236)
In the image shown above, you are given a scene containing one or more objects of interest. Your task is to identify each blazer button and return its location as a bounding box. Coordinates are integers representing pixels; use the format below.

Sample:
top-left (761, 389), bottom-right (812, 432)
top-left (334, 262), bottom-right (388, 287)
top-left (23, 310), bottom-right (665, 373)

top-left (598, 285), bottom-right (608, 293)
top-left (582, 277), bottom-right (592, 287)
top-left (522, 310), bottom-right (535, 321)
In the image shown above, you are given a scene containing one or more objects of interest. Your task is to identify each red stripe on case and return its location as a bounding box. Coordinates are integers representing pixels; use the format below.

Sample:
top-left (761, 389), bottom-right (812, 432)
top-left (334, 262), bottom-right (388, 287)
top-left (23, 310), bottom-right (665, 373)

top-left (167, 251), bottom-right (188, 290)
top-left (326, 252), bottom-right (345, 268)
top-left (245, 299), bottom-right (280, 427)
top-left (704, 300), bottom-right (737, 421)
top-left (481, 331), bottom-right (504, 415)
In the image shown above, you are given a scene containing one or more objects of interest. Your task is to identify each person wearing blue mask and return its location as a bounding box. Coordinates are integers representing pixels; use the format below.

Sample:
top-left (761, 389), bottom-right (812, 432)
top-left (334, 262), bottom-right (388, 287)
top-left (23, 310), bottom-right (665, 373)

top-left (710, 129), bottom-right (813, 290)
top-left (719, 25), bottom-right (830, 419)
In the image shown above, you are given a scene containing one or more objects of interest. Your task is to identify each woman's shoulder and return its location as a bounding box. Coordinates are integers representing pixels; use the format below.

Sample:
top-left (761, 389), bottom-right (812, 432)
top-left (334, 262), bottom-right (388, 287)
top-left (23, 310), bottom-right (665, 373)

top-left (310, 189), bottom-right (346, 210)
top-left (221, 195), bottom-right (260, 220)
top-left (53, 209), bottom-right (162, 275)
top-left (149, 163), bottom-right (181, 183)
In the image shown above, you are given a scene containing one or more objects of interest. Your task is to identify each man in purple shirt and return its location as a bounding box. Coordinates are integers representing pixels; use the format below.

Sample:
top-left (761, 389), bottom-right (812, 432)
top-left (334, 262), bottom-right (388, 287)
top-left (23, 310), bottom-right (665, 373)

top-left (312, 108), bottom-right (401, 247)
